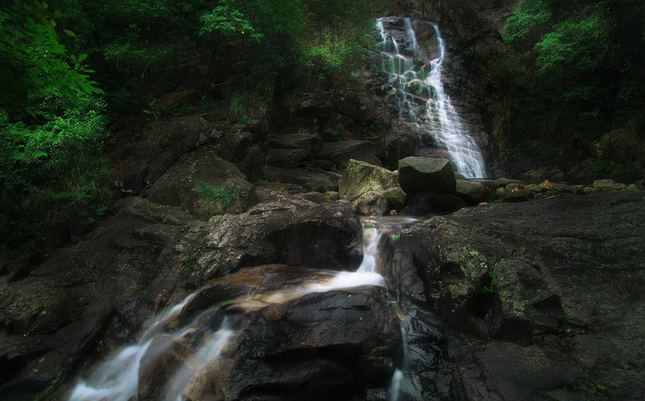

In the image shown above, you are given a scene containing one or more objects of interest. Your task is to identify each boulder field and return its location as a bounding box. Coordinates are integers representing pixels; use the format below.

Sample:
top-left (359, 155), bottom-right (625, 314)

top-left (1, 181), bottom-right (643, 400)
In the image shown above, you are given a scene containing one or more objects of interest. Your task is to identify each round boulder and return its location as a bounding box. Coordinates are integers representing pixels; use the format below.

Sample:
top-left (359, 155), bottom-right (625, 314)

top-left (398, 157), bottom-right (456, 195)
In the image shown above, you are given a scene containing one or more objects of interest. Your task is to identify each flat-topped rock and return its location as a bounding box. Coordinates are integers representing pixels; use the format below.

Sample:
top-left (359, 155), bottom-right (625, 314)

top-left (318, 140), bottom-right (379, 167)
top-left (264, 166), bottom-right (340, 192)
top-left (398, 157), bottom-right (456, 194)
top-left (274, 133), bottom-right (322, 154)
top-left (266, 148), bottom-right (309, 168)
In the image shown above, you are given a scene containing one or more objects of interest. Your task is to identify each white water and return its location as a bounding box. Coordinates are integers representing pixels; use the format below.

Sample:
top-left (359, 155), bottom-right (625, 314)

top-left (163, 318), bottom-right (234, 401)
top-left (68, 224), bottom-right (391, 400)
top-left (307, 226), bottom-right (384, 292)
top-left (376, 17), bottom-right (487, 178)
top-left (68, 295), bottom-right (194, 401)
top-left (388, 369), bottom-right (404, 401)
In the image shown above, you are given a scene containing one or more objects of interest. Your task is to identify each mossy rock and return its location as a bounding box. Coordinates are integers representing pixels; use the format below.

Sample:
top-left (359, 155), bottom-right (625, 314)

top-left (339, 159), bottom-right (401, 202)
top-left (382, 187), bottom-right (406, 210)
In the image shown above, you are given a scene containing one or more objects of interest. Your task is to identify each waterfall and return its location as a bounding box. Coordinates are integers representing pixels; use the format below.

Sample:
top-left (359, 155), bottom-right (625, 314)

top-left (66, 222), bottom-right (395, 400)
top-left (388, 369), bottom-right (404, 401)
top-left (306, 225), bottom-right (385, 292)
top-left (376, 17), bottom-right (487, 178)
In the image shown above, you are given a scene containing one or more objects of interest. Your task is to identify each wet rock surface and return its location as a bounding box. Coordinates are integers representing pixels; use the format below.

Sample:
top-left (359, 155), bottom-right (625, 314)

top-left (390, 190), bottom-right (645, 400)
top-left (180, 196), bottom-right (363, 280)
top-left (0, 197), bottom-right (198, 400)
top-left (3, 182), bottom-right (645, 401)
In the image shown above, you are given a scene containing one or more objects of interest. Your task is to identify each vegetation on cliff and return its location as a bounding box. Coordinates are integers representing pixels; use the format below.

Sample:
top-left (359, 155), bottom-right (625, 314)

top-left (490, 0), bottom-right (644, 159)
top-left (0, 0), bottom-right (385, 251)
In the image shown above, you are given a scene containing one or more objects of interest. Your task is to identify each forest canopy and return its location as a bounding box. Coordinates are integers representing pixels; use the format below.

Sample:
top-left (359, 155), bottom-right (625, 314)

top-left (492, 0), bottom-right (645, 147)
top-left (0, 0), bottom-right (385, 251)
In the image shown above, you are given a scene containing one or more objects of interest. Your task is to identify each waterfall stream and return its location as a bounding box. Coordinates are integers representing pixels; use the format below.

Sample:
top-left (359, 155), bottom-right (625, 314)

top-left (67, 218), bottom-right (419, 401)
top-left (376, 17), bottom-right (487, 178)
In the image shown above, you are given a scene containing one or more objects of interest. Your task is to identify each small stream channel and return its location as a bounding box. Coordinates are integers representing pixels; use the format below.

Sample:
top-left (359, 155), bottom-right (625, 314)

top-left (68, 216), bottom-right (430, 401)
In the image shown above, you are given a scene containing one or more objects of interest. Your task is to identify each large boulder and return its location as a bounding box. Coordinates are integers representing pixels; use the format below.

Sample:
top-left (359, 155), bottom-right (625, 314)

top-left (111, 116), bottom-right (258, 194)
top-left (339, 159), bottom-right (400, 200)
top-left (180, 196), bottom-right (363, 279)
top-left (389, 191), bottom-right (645, 400)
top-left (398, 157), bottom-right (456, 194)
top-left (145, 143), bottom-right (255, 218)
top-left (137, 284), bottom-right (400, 401)
top-left (339, 159), bottom-right (405, 213)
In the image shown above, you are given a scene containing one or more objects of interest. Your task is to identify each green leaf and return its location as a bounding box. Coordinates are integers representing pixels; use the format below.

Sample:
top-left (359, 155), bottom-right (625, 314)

top-left (63, 29), bottom-right (76, 37)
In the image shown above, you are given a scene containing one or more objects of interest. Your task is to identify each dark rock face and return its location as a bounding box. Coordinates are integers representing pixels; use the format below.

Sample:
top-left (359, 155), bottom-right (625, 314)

top-left (398, 157), bottom-right (456, 194)
top-left (380, 123), bottom-right (418, 170)
top-left (274, 133), bottom-right (322, 155)
top-left (0, 198), bottom-right (198, 400)
top-left (390, 191), bottom-right (645, 400)
top-left (225, 289), bottom-right (400, 401)
top-left (145, 143), bottom-right (255, 218)
top-left (318, 140), bottom-right (380, 168)
top-left (111, 116), bottom-right (260, 194)
top-left (263, 166), bottom-right (340, 192)
top-left (403, 191), bottom-right (466, 214)
top-left (181, 196), bottom-right (363, 279)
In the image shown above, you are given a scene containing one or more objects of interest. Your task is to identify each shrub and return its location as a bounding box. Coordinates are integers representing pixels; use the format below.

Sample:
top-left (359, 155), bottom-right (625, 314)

top-left (195, 180), bottom-right (238, 216)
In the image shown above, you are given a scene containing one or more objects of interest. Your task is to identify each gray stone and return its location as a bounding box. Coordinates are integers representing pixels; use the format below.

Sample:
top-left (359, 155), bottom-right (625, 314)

top-left (456, 179), bottom-right (490, 204)
top-left (356, 191), bottom-right (389, 216)
top-left (274, 133), bottom-right (322, 154)
top-left (266, 148), bottom-right (308, 168)
top-left (318, 140), bottom-right (379, 167)
top-left (398, 157), bottom-right (456, 194)
top-left (339, 159), bottom-right (400, 202)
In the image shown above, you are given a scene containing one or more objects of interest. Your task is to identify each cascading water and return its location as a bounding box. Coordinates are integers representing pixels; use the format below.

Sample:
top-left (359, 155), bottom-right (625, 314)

top-left (375, 17), bottom-right (487, 178)
top-left (68, 295), bottom-right (195, 401)
top-left (66, 220), bottom-right (405, 400)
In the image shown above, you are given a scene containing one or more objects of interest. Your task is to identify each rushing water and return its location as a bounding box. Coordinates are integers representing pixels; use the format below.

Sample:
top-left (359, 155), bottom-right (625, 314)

top-left (67, 218), bottom-right (413, 400)
top-left (376, 17), bottom-right (487, 178)
top-left (68, 295), bottom-right (195, 401)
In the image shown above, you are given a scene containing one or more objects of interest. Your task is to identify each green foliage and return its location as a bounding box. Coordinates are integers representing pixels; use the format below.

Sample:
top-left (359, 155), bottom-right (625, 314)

top-left (229, 90), bottom-right (251, 122)
top-left (504, 0), bottom-right (553, 43)
top-left (0, 103), bottom-right (112, 250)
top-left (534, 11), bottom-right (609, 74)
top-left (0, 1), bottom-right (111, 251)
top-left (198, 0), bottom-right (383, 88)
top-left (589, 159), bottom-right (629, 177)
top-left (495, 0), bottom-right (645, 143)
top-left (323, 121), bottom-right (345, 142)
top-left (199, 3), bottom-right (263, 43)
top-left (0, 0), bottom-right (104, 118)
top-left (195, 180), bottom-right (238, 216)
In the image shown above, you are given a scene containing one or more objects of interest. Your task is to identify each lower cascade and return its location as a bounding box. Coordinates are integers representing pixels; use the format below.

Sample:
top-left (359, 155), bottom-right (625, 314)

top-left (375, 17), bottom-right (487, 178)
top-left (67, 217), bottom-right (423, 401)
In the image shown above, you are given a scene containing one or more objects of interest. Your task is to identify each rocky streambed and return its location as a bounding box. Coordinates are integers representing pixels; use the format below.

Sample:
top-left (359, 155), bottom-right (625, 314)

top-left (1, 186), bottom-right (644, 401)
